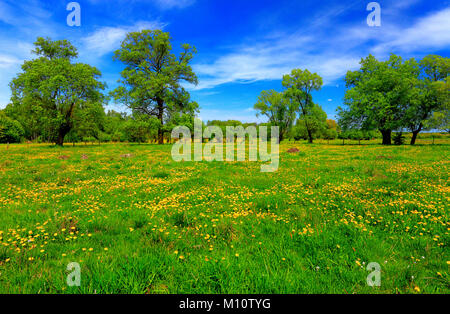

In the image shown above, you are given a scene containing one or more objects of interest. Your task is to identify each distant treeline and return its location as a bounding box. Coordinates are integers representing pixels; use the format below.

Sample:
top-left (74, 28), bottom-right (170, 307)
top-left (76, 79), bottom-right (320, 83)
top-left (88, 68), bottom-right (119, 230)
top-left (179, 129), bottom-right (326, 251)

top-left (0, 31), bottom-right (448, 146)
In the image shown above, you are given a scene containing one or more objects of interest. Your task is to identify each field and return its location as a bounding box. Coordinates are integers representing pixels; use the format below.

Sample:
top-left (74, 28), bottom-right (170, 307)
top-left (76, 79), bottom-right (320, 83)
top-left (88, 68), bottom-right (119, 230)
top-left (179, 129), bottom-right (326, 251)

top-left (0, 140), bottom-right (448, 294)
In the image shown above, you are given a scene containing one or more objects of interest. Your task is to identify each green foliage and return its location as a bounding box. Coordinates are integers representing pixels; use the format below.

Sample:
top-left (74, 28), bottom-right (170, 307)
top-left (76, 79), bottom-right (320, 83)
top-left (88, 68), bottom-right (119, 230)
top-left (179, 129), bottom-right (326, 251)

top-left (111, 30), bottom-right (198, 144)
top-left (291, 103), bottom-right (328, 141)
top-left (282, 69), bottom-right (323, 143)
top-left (393, 132), bottom-right (406, 145)
top-left (123, 119), bottom-right (152, 143)
top-left (9, 37), bottom-right (105, 146)
top-left (254, 90), bottom-right (296, 142)
top-left (339, 54), bottom-right (449, 145)
top-left (0, 111), bottom-right (24, 143)
top-left (338, 54), bottom-right (417, 145)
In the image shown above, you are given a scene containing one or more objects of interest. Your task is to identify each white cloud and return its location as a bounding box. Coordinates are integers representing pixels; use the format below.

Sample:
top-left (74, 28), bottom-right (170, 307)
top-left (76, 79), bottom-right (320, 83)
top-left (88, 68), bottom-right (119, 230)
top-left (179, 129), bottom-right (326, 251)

top-left (154, 0), bottom-right (195, 10)
top-left (0, 54), bottom-right (21, 68)
top-left (193, 37), bottom-right (360, 90)
top-left (82, 21), bottom-right (167, 57)
top-left (373, 7), bottom-right (450, 55)
top-left (191, 6), bottom-right (450, 91)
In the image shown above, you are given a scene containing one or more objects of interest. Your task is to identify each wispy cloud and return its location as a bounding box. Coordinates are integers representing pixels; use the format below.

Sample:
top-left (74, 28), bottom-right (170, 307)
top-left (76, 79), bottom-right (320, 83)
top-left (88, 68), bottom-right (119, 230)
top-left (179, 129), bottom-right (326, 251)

top-left (372, 7), bottom-right (450, 55)
top-left (154, 0), bottom-right (195, 10)
top-left (82, 21), bottom-right (167, 57)
top-left (192, 34), bottom-right (361, 90)
top-left (192, 5), bottom-right (450, 90)
top-left (0, 54), bottom-right (21, 68)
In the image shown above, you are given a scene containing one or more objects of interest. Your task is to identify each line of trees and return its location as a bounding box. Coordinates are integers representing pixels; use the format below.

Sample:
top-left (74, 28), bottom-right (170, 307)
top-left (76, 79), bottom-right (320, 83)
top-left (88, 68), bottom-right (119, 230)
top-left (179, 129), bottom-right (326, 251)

top-left (1, 31), bottom-right (199, 146)
top-left (253, 55), bottom-right (449, 146)
top-left (338, 54), bottom-right (449, 145)
top-left (0, 31), bottom-right (448, 146)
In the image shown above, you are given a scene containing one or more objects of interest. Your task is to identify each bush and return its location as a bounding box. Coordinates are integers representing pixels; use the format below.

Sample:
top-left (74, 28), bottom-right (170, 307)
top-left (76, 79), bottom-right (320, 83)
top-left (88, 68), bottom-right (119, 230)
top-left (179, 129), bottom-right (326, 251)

top-left (393, 132), bottom-right (405, 145)
top-left (111, 131), bottom-right (126, 142)
top-left (98, 132), bottom-right (111, 143)
top-left (0, 115), bottom-right (24, 143)
top-left (123, 119), bottom-right (150, 143)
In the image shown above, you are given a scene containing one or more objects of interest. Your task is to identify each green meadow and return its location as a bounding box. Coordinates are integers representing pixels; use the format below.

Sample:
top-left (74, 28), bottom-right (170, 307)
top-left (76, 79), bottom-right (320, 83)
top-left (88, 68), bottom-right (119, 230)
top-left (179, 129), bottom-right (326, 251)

top-left (0, 140), bottom-right (448, 294)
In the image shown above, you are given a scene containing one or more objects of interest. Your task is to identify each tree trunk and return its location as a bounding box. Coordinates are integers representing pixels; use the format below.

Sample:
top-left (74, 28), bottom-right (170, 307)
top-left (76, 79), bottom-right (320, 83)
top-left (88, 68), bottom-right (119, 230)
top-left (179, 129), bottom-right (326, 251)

top-left (307, 129), bottom-right (313, 144)
top-left (410, 124), bottom-right (422, 145)
top-left (56, 124), bottom-right (71, 146)
top-left (56, 131), bottom-right (66, 146)
top-left (157, 98), bottom-right (164, 145)
top-left (380, 129), bottom-right (392, 145)
top-left (158, 129), bottom-right (164, 145)
top-left (410, 131), bottom-right (420, 145)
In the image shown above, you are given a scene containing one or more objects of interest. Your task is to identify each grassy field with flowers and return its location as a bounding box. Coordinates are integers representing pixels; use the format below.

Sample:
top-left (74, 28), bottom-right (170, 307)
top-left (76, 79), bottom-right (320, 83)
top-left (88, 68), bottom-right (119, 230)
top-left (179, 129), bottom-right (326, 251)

top-left (0, 140), bottom-right (448, 294)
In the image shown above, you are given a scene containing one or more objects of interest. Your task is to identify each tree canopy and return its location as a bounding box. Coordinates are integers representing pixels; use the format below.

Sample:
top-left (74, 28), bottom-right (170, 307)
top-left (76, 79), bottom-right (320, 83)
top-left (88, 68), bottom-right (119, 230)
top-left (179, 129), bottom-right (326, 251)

top-left (111, 30), bottom-right (199, 144)
top-left (254, 90), bottom-right (296, 142)
top-left (9, 37), bottom-right (105, 146)
top-left (338, 54), bottom-right (449, 145)
top-left (282, 69), bottom-right (323, 143)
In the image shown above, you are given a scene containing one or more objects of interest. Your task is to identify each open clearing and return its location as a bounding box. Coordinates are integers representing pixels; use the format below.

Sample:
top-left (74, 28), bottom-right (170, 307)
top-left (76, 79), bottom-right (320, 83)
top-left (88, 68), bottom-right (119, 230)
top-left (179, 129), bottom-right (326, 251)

top-left (0, 141), bottom-right (448, 293)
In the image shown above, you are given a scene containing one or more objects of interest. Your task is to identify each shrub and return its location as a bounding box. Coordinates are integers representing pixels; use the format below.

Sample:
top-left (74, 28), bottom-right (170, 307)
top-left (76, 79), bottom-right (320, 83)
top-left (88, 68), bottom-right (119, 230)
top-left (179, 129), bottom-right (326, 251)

top-left (0, 115), bottom-right (24, 143)
top-left (393, 132), bottom-right (405, 145)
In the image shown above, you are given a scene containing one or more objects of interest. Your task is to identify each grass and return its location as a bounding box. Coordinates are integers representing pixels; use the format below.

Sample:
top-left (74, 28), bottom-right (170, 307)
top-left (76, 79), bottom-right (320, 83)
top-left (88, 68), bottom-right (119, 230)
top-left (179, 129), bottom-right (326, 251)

top-left (0, 140), bottom-right (448, 294)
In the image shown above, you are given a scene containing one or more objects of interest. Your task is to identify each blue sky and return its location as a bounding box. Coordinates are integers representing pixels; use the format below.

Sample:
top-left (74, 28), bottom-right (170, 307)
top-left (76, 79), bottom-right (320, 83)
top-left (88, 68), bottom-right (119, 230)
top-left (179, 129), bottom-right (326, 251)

top-left (0, 0), bottom-right (449, 122)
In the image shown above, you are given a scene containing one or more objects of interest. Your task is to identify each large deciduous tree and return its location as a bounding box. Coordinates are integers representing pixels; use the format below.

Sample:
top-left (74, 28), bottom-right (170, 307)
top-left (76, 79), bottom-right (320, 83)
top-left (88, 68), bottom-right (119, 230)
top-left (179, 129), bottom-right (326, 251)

top-left (111, 30), bottom-right (199, 144)
top-left (338, 54), bottom-right (413, 145)
top-left (282, 69), bottom-right (323, 143)
top-left (404, 55), bottom-right (449, 145)
top-left (254, 90), bottom-right (296, 142)
top-left (9, 37), bottom-right (105, 146)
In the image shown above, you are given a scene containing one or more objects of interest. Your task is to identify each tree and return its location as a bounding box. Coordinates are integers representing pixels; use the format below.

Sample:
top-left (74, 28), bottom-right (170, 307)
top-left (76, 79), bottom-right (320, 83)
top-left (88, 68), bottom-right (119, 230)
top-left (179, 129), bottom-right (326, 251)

top-left (326, 119), bottom-right (340, 132)
top-left (0, 111), bottom-right (24, 143)
top-left (425, 97), bottom-right (450, 133)
top-left (72, 102), bottom-right (106, 144)
top-left (9, 37), bottom-right (105, 146)
top-left (324, 128), bottom-right (338, 144)
top-left (111, 30), bottom-right (199, 144)
top-left (338, 54), bottom-right (413, 145)
top-left (103, 110), bottom-right (127, 140)
top-left (4, 102), bottom-right (42, 141)
top-left (282, 69), bottom-right (323, 143)
top-left (254, 90), bottom-right (296, 142)
top-left (292, 103), bottom-right (328, 141)
top-left (123, 118), bottom-right (151, 143)
top-left (404, 55), bottom-right (449, 145)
